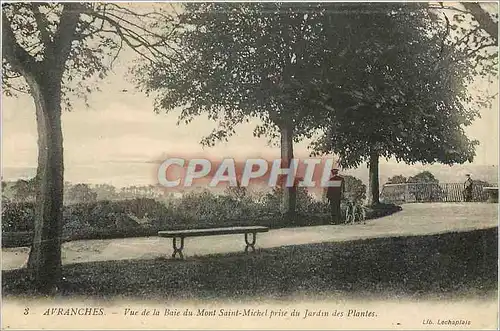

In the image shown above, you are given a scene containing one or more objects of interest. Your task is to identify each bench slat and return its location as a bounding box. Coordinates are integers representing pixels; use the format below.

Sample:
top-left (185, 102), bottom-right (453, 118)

top-left (158, 226), bottom-right (269, 238)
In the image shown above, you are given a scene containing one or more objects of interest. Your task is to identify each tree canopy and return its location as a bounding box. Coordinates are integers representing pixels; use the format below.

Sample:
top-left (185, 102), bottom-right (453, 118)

top-left (137, 2), bottom-right (375, 216)
top-left (309, 3), bottom-right (497, 168)
top-left (137, 2), bottom-right (345, 146)
top-left (136, 2), bottom-right (497, 208)
top-left (2, 3), bottom-right (179, 107)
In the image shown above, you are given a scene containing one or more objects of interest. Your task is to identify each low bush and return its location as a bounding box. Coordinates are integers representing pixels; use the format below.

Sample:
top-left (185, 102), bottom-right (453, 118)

top-left (2, 202), bottom-right (35, 233)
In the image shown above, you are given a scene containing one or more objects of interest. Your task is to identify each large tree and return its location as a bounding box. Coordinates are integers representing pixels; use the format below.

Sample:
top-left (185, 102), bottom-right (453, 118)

top-left (136, 2), bottom-right (349, 220)
top-left (309, 3), bottom-right (497, 205)
top-left (2, 3), bottom-right (177, 293)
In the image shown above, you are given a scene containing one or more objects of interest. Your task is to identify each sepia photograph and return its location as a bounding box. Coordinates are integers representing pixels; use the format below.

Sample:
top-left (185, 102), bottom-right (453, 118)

top-left (1, 1), bottom-right (499, 329)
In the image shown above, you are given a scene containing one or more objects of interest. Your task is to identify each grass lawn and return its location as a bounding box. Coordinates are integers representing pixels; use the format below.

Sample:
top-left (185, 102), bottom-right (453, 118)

top-left (2, 227), bottom-right (497, 301)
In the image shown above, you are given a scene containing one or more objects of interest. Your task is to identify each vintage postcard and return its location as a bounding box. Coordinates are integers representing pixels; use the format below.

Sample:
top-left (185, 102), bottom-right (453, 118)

top-left (1, 1), bottom-right (498, 330)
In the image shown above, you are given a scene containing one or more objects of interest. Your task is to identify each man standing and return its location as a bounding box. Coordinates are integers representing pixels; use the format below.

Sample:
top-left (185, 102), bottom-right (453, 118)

top-left (326, 168), bottom-right (345, 224)
top-left (464, 174), bottom-right (473, 202)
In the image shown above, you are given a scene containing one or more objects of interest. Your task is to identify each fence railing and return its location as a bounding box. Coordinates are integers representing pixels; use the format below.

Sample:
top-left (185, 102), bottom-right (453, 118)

top-left (380, 182), bottom-right (490, 203)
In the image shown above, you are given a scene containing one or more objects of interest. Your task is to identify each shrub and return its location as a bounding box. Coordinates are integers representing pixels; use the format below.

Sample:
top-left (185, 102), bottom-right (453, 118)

top-left (2, 186), bottom-right (401, 248)
top-left (261, 186), bottom-right (319, 213)
top-left (1, 202), bottom-right (35, 232)
top-left (169, 190), bottom-right (258, 227)
top-left (2, 198), bottom-right (173, 236)
top-left (343, 175), bottom-right (367, 202)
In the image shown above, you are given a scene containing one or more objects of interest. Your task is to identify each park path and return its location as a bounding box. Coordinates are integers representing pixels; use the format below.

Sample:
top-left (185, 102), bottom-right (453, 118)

top-left (2, 203), bottom-right (497, 271)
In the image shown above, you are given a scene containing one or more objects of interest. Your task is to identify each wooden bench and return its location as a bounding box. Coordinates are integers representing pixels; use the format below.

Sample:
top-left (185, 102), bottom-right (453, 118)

top-left (158, 226), bottom-right (269, 260)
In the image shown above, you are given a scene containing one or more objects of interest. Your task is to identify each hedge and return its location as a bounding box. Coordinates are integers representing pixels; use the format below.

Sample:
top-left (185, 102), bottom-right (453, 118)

top-left (2, 191), bottom-right (402, 248)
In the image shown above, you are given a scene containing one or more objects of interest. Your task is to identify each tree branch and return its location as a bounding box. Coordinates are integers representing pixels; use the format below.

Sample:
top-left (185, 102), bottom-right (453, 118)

top-left (438, 13), bottom-right (450, 58)
top-left (73, 10), bottom-right (102, 41)
top-left (461, 2), bottom-right (498, 44)
top-left (429, 5), bottom-right (470, 15)
top-left (4, 82), bottom-right (30, 95)
top-left (465, 41), bottom-right (498, 58)
top-left (88, 9), bottom-right (181, 64)
top-left (110, 38), bottom-right (124, 68)
top-left (2, 12), bottom-right (38, 76)
top-left (106, 3), bottom-right (175, 21)
top-left (31, 3), bottom-right (52, 48)
top-left (104, 10), bottom-right (182, 55)
top-left (52, 3), bottom-right (86, 74)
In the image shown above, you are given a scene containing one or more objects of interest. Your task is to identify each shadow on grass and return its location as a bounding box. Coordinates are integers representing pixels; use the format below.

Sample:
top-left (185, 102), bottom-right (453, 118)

top-left (3, 228), bottom-right (497, 301)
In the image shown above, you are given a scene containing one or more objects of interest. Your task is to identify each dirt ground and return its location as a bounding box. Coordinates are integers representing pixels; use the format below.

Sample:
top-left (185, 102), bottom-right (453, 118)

top-left (2, 203), bottom-right (497, 271)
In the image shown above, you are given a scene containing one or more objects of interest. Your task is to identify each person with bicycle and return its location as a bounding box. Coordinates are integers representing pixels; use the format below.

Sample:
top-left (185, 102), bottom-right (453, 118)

top-left (343, 190), bottom-right (367, 224)
top-left (326, 168), bottom-right (345, 224)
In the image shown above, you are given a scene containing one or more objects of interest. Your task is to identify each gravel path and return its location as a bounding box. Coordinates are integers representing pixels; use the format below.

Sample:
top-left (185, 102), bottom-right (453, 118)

top-left (2, 203), bottom-right (497, 271)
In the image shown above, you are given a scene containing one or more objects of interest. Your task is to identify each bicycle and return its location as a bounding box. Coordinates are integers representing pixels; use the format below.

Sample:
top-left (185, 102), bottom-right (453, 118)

top-left (344, 199), bottom-right (366, 224)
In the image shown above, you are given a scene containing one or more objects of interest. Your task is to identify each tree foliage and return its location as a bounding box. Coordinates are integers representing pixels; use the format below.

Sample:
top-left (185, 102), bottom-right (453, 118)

top-left (433, 2), bottom-right (499, 44)
top-left (66, 183), bottom-right (98, 203)
top-left (136, 3), bottom-right (368, 217)
top-left (135, 2), bottom-right (350, 146)
top-left (309, 3), bottom-right (497, 168)
top-left (135, 3), bottom-right (497, 204)
top-left (343, 175), bottom-right (367, 203)
top-left (12, 178), bottom-right (37, 202)
top-left (407, 171), bottom-right (439, 184)
top-left (2, 3), bottom-right (179, 108)
top-left (93, 184), bottom-right (117, 201)
top-left (387, 175), bottom-right (408, 184)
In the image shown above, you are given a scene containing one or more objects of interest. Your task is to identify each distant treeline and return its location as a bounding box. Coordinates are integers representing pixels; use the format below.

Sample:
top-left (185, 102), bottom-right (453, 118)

top-left (5, 170), bottom-right (489, 205)
top-left (2, 174), bottom-right (369, 205)
top-left (386, 170), bottom-right (493, 186)
top-left (2, 179), bottom-right (172, 204)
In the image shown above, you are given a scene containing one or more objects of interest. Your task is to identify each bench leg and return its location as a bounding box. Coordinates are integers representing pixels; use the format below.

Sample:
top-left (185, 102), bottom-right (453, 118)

top-left (244, 232), bottom-right (257, 253)
top-left (172, 237), bottom-right (185, 260)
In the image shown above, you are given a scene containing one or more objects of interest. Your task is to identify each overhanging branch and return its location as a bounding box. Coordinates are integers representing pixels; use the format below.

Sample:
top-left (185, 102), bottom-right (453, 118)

top-left (52, 3), bottom-right (86, 74)
top-left (31, 3), bottom-right (52, 49)
top-left (88, 8), bottom-right (182, 64)
top-left (2, 12), bottom-right (38, 76)
top-left (461, 2), bottom-right (498, 44)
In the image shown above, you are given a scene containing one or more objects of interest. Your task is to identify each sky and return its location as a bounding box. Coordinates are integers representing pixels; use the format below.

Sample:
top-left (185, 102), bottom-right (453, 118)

top-left (1, 3), bottom-right (499, 188)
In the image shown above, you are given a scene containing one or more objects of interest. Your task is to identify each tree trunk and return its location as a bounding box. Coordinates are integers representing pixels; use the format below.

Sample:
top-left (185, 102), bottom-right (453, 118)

top-left (280, 123), bottom-right (296, 221)
top-left (27, 89), bottom-right (48, 270)
top-left (25, 73), bottom-right (65, 294)
top-left (367, 151), bottom-right (380, 206)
